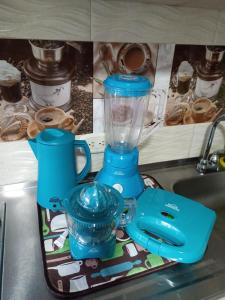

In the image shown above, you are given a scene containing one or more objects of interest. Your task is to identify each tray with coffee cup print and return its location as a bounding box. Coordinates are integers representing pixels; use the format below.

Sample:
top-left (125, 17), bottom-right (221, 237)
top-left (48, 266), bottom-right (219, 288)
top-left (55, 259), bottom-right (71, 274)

top-left (37, 174), bottom-right (177, 298)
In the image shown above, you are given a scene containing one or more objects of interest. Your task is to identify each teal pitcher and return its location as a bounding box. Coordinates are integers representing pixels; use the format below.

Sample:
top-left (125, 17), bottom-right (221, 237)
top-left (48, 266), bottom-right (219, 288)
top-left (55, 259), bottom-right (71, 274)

top-left (29, 128), bottom-right (91, 210)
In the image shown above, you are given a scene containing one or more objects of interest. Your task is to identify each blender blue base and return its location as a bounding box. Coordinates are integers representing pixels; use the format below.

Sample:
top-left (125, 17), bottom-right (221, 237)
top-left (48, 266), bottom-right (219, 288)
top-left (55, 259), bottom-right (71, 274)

top-left (96, 170), bottom-right (144, 198)
top-left (96, 146), bottom-right (144, 198)
top-left (69, 234), bottom-right (116, 260)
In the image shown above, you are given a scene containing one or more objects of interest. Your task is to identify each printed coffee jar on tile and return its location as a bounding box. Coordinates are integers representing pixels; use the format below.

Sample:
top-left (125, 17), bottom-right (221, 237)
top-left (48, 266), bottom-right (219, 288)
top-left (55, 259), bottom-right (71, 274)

top-left (24, 40), bottom-right (75, 111)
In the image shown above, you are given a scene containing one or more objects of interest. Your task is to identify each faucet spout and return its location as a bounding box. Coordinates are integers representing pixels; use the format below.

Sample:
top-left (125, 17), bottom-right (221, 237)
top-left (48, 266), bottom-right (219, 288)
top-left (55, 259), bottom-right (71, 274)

top-left (197, 113), bottom-right (225, 174)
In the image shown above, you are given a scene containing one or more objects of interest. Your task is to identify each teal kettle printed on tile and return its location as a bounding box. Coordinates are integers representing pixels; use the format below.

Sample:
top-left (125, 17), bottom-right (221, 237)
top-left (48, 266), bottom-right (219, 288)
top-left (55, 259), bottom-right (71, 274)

top-left (29, 128), bottom-right (91, 210)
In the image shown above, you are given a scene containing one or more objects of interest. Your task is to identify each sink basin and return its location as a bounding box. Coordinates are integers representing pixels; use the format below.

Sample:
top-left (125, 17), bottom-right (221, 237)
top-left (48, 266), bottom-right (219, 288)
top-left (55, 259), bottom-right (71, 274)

top-left (173, 172), bottom-right (225, 240)
top-left (173, 171), bottom-right (225, 209)
top-left (1, 166), bottom-right (225, 300)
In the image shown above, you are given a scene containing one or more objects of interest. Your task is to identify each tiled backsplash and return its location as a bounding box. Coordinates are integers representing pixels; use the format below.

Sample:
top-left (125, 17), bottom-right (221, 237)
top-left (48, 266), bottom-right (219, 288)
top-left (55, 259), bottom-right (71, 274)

top-left (1, 1), bottom-right (225, 44)
top-left (1, 41), bottom-right (224, 142)
top-left (1, 1), bottom-right (225, 185)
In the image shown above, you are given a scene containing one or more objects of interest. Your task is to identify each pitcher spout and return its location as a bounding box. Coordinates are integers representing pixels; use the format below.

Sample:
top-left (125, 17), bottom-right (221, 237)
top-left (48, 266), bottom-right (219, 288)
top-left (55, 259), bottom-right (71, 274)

top-left (28, 138), bottom-right (38, 159)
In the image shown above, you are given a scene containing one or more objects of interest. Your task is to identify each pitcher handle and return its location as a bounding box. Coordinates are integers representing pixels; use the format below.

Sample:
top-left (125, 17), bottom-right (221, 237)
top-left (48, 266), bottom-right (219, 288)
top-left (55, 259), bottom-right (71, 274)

top-left (74, 140), bottom-right (91, 182)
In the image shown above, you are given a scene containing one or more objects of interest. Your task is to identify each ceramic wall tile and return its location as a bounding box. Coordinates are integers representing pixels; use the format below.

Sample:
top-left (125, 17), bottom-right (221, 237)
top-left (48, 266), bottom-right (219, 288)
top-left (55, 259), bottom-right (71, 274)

top-left (92, 42), bottom-right (166, 139)
top-left (139, 124), bottom-right (195, 164)
top-left (91, 0), bottom-right (218, 44)
top-left (93, 98), bottom-right (104, 133)
top-left (0, 135), bottom-right (104, 185)
top-left (0, 0), bottom-right (225, 186)
top-left (93, 42), bottom-right (158, 98)
top-left (164, 45), bottom-right (225, 128)
top-left (189, 122), bottom-right (225, 158)
top-left (0, 40), bottom-right (93, 142)
top-left (0, 0), bottom-right (91, 40)
top-left (0, 125), bottom-right (195, 185)
top-left (0, 140), bottom-right (37, 185)
top-left (131, 0), bottom-right (225, 10)
top-left (214, 10), bottom-right (225, 44)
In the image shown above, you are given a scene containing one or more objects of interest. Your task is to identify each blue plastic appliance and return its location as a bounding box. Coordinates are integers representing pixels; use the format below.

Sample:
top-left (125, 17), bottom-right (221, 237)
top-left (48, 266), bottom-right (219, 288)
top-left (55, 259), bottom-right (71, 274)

top-left (126, 188), bottom-right (216, 263)
top-left (63, 182), bottom-right (124, 259)
top-left (96, 74), bottom-right (152, 198)
top-left (28, 128), bottom-right (91, 210)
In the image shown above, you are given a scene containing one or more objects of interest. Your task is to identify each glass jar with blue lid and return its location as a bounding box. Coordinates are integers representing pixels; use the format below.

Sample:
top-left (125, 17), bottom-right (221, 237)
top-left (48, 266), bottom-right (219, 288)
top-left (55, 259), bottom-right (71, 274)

top-left (64, 181), bottom-right (124, 259)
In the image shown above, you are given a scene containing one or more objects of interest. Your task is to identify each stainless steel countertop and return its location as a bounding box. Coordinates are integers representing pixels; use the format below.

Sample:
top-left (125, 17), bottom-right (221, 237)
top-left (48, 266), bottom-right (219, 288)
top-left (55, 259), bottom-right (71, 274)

top-left (1, 163), bottom-right (225, 300)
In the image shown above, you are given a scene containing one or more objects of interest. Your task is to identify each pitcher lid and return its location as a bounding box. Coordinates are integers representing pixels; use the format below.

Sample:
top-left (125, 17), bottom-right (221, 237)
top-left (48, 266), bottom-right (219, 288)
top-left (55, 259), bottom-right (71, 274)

top-left (36, 128), bottom-right (74, 145)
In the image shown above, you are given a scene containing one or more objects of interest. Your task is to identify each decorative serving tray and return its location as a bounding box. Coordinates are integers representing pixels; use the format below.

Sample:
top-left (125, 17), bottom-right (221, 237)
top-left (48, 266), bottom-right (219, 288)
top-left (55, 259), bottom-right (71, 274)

top-left (38, 174), bottom-right (177, 298)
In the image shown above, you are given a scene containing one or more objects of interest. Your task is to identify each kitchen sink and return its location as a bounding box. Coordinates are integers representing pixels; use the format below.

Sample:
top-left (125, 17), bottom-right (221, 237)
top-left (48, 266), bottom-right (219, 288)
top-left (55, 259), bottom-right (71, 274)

top-left (1, 162), bottom-right (225, 300)
top-left (173, 172), bottom-right (225, 240)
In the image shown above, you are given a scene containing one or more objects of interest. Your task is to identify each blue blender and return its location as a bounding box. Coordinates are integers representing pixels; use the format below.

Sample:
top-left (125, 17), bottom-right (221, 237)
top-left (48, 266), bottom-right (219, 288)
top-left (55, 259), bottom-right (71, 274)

top-left (96, 74), bottom-right (152, 198)
top-left (64, 182), bottom-right (124, 259)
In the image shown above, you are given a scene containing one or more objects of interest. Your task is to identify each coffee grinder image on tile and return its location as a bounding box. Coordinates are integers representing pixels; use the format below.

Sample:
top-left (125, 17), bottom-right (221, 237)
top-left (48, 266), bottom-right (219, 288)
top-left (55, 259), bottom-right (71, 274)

top-left (165, 44), bottom-right (225, 126)
top-left (93, 42), bottom-right (160, 133)
top-left (0, 39), bottom-right (93, 142)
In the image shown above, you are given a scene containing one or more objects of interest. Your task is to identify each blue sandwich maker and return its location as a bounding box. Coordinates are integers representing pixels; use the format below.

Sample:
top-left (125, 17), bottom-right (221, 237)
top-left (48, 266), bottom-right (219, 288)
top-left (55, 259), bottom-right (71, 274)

top-left (126, 188), bottom-right (216, 263)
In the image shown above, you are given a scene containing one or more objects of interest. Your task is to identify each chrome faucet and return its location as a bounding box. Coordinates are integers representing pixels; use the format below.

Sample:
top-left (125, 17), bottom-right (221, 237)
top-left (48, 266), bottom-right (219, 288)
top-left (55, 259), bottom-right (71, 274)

top-left (197, 113), bottom-right (225, 174)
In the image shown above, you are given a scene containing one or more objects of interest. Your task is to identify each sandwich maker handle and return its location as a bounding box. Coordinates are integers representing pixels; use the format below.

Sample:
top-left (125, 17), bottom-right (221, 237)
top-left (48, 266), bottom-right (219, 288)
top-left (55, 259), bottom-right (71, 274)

top-left (126, 222), bottom-right (161, 254)
top-left (127, 220), bottom-right (187, 260)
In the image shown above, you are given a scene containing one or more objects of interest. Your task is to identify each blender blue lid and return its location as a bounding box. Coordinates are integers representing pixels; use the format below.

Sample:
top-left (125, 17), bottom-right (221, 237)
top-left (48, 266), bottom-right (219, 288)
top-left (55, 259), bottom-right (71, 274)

top-left (104, 74), bottom-right (152, 97)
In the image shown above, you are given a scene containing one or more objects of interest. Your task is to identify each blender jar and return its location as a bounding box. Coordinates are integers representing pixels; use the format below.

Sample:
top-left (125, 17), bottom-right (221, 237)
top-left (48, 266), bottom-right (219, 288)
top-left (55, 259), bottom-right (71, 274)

top-left (104, 74), bottom-right (152, 153)
top-left (64, 182), bottom-right (124, 259)
top-left (96, 74), bottom-right (152, 198)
